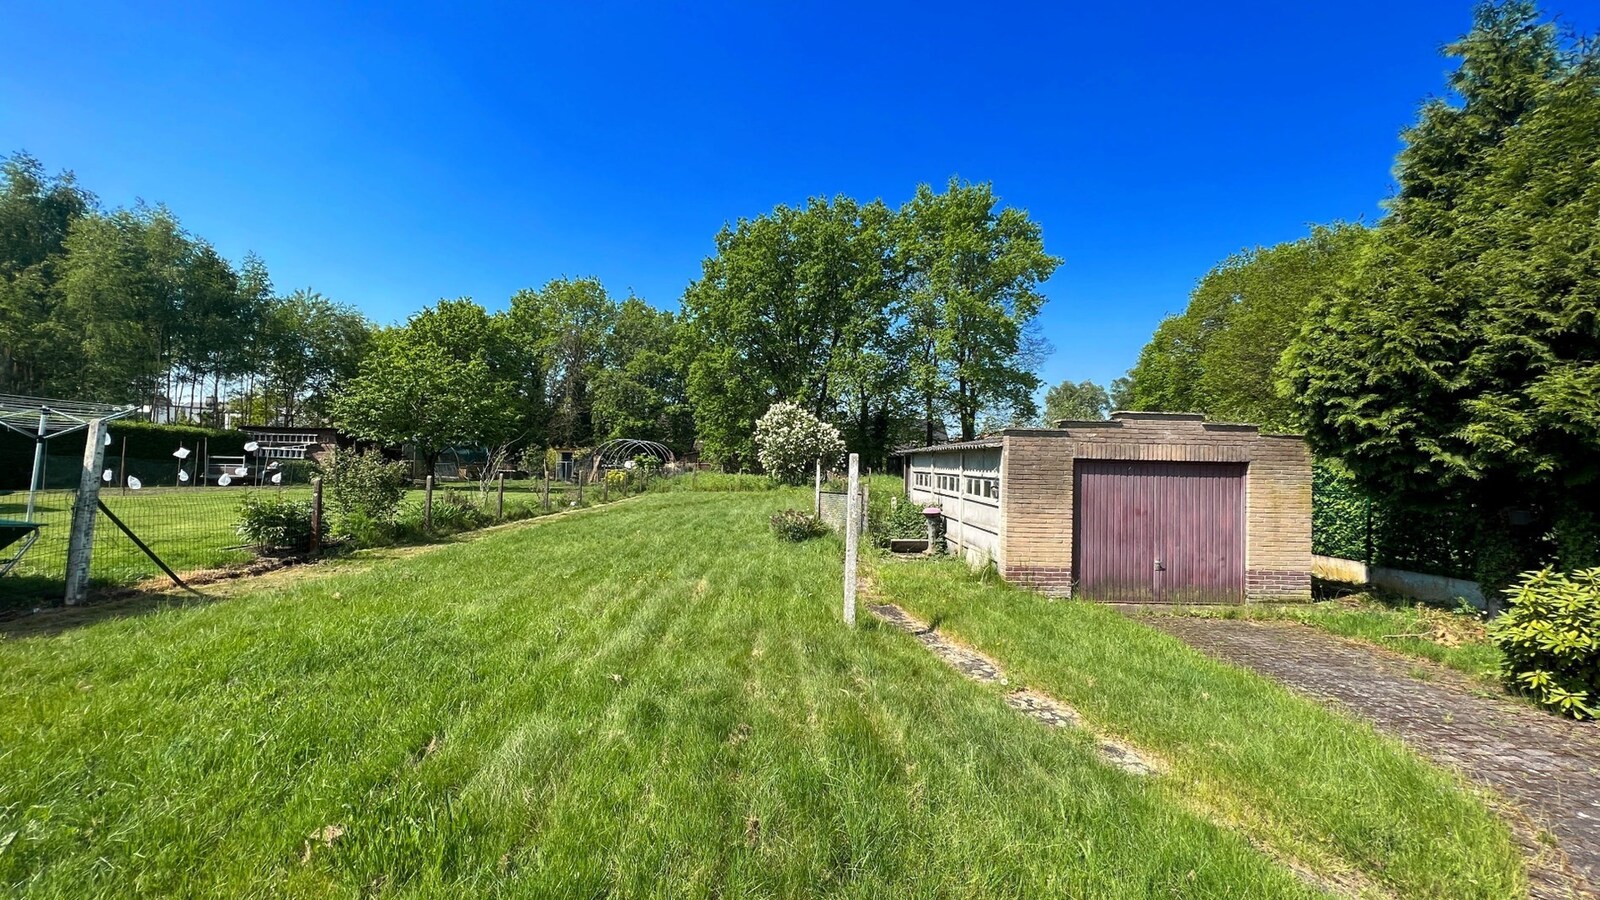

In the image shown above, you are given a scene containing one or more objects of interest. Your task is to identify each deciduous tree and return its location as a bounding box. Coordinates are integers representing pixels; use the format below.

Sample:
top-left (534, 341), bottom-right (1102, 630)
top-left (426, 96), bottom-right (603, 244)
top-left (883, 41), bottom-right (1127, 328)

top-left (333, 306), bottom-right (516, 474)
top-left (1043, 379), bottom-right (1111, 424)
top-left (896, 179), bottom-right (1059, 441)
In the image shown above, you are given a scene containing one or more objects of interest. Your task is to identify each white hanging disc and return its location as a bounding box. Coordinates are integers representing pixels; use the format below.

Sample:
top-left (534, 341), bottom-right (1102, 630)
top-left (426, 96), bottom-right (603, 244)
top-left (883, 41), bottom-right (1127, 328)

top-left (102, 469), bottom-right (113, 482)
top-left (104, 432), bottom-right (112, 446)
top-left (270, 472), bottom-right (283, 484)
top-left (218, 474), bottom-right (233, 486)
top-left (178, 469), bottom-right (190, 482)
top-left (235, 466), bottom-right (248, 477)
top-left (173, 446), bottom-right (191, 460)
top-left (127, 476), bottom-right (143, 490)
top-left (244, 441), bottom-right (259, 452)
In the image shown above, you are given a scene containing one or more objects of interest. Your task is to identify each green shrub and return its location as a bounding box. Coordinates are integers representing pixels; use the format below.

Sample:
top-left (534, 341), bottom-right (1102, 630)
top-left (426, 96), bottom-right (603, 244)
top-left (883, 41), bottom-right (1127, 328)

top-left (872, 496), bottom-right (929, 546)
top-left (235, 493), bottom-right (315, 553)
top-left (1489, 567), bottom-right (1600, 719)
top-left (428, 492), bottom-right (489, 531)
top-left (320, 448), bottom-right (409, 539)
top-left (770, 509), bottom-right (829, 542)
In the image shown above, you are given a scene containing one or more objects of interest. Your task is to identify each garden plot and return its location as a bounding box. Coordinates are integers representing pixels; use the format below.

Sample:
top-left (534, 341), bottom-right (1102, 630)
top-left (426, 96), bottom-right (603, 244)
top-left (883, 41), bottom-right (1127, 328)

top-left (0, 491), bottom-right (1525, 898)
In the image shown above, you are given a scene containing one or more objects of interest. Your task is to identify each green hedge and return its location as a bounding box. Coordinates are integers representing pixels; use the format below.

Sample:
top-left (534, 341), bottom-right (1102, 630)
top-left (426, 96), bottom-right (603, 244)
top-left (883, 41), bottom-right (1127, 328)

top-left (1312, 460), bottom-right (1476, 580)
top-left (1, 421), bottom-right (248, 490)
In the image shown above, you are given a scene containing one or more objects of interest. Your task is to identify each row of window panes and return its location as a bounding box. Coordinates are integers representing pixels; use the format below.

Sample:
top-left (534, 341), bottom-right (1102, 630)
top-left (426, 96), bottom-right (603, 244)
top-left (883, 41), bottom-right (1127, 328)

top-left (912, 470), bottom-right (1000, 501)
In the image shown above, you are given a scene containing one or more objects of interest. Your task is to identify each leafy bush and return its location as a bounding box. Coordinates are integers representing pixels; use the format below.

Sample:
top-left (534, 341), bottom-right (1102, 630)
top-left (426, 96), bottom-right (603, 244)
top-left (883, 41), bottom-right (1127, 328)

top-left (1312, 459), bottom-right (1478, 580)
top-left (604, 469), bottom-right (629, 492)
top-left (755, 401), bottom-right (845, 484)
top-left (320, 448), bottom-right (409, 538)
top-left (235, 493), bottom-right (315, 553)
top-left (871, 496), bottom-right (929, 546)
top-left (428, 492), bottom-right (489, 531)
top-left (1489, 568), bottom-right (1600, 719)
top-left (770, 509), bottom-right (829, 542)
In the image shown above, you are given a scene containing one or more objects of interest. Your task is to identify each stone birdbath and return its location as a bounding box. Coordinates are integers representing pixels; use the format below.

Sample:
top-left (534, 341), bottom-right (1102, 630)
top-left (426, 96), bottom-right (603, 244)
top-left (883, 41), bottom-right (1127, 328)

top-left (922, 506), bottom-right (946, 555)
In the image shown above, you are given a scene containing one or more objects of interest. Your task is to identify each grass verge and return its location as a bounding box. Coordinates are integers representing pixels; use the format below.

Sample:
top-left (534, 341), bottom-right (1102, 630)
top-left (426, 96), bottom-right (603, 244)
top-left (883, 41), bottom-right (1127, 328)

top-left (1140, 592), bottom-right (1502, 683)
top-left (871, 556), bottom-right (1524, 899)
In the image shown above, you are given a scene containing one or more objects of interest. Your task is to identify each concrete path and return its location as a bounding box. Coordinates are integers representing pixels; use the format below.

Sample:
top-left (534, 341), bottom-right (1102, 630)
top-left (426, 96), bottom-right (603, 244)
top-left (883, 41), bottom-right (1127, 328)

top-left (1135, 613), bottom-right (1600, 898)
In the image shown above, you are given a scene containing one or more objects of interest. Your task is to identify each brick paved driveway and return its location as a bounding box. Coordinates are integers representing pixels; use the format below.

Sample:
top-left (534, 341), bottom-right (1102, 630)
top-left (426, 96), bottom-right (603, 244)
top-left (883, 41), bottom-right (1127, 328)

top-left (1135, 613), bottom-right (1600, 898)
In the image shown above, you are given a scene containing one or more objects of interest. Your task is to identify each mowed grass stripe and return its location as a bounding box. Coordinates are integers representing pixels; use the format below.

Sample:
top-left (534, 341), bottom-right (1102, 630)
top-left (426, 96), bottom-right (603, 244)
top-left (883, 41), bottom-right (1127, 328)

top-left (874, 556), bottom-right (1526, 899)
top-left (5, 491), bottom-right (1335, 897)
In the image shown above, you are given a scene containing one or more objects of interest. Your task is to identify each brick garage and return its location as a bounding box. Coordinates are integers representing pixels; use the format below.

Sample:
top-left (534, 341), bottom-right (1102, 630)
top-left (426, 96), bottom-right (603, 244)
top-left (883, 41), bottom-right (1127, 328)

top-left (903, 413), bottom-right (1312, 603)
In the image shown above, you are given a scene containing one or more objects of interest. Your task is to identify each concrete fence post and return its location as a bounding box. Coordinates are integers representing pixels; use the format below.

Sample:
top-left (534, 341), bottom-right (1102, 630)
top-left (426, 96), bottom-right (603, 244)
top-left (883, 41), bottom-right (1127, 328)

top-left (843, 452), bottom-right (860, 627)
top-left (309, 476), bottom-right (323, 555)
top-left (814, 458), bottom-right (822, 517)
top-left (424, 475), bottom-right (435, 531)
top-left (64, 417), bottom-right (110, 605)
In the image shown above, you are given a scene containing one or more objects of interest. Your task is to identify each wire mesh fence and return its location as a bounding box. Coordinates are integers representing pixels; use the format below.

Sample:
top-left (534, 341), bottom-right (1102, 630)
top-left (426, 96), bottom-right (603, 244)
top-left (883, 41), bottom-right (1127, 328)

top-left (1, 465), bottom-right (662, 611)
top-left (818, 490), bottom-right (867, 534)
top-left (0, 484), bottom-right (307, 608)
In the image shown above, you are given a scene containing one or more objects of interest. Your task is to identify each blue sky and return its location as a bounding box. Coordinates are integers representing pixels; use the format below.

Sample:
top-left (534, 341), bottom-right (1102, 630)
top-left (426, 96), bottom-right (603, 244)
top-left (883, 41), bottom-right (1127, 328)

top-left (5, 2), bottom-right (1597, 392)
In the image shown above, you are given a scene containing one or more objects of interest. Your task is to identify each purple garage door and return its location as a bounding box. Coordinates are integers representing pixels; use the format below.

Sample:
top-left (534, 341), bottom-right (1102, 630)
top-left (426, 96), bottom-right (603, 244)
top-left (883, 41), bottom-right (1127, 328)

top-left (1074, 460), bottom-right (1246, 603)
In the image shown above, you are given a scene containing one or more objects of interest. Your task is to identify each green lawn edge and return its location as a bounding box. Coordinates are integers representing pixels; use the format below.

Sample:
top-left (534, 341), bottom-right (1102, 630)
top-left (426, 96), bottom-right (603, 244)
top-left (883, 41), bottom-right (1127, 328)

top-left (872, 556), bottom-right (1525, 899)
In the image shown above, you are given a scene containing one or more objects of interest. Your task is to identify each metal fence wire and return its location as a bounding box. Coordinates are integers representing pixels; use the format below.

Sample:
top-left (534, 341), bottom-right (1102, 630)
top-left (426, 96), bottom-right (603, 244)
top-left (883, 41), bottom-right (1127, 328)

top-left (1, 465), bottom-right (653, 610)
top-left (818, 490), bottom-right (866, 534)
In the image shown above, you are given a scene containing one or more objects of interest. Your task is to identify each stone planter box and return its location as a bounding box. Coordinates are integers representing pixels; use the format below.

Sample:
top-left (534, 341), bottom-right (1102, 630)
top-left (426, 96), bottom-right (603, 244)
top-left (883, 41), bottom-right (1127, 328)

top-left (889, 538), bottom-right (929, 554)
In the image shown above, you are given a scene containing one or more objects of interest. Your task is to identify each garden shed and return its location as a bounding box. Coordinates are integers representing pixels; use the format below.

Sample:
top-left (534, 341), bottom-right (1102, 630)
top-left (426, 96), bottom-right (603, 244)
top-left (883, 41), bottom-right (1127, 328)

top-left (900, 412), bottom-right (1312, 603)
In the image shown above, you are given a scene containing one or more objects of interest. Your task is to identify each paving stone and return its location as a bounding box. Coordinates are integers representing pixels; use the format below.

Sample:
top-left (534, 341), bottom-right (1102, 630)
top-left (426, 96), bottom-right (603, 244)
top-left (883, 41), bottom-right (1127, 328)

top-left (1139, 614), bottom-right (1600, 898)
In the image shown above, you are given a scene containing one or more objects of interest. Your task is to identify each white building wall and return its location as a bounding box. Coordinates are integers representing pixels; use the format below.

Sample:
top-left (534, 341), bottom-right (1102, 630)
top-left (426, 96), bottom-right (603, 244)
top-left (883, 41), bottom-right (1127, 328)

top-left (905, 446), bottom-right (1002, 567)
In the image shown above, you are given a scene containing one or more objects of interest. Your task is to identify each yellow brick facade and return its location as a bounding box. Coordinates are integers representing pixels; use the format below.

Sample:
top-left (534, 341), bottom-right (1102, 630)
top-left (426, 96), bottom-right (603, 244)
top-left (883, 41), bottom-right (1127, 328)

top-left (973, 413), bottom-right (1310, 602)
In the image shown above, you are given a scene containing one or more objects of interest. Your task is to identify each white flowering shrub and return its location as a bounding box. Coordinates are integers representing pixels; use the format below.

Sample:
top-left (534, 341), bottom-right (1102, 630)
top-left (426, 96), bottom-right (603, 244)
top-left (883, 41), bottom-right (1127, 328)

top-left (755, 401), bottom-right (846, 484)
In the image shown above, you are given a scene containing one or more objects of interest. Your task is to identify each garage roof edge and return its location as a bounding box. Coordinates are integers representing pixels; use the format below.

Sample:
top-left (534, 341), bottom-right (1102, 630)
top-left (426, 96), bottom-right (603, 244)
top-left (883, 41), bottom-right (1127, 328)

top-left (891, 437), bottom-right (1005, 455)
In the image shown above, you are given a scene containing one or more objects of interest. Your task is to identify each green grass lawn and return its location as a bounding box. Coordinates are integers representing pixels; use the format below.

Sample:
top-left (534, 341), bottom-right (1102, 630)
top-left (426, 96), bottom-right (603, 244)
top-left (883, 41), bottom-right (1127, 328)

top-left (0, 491), bottom-right (1523, 897)
top-left (1138, 593), bottom-right (1503, 683)
top-left (872, 558), bottom-right (1523, 898)
top-left (0, 488), bottom-right (315, 594)
top-left (0, 481), bottom-right (586, 609)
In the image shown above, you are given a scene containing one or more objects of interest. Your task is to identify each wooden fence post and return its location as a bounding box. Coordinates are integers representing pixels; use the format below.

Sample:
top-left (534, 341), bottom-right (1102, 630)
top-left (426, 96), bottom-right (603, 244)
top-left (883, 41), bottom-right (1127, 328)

top-left (424, 475), bottom-right (434, 531)
top-left (577, 471), bottom-right (584, 505)
top-left (64, 417), bottom-right (110, 605)
top-left (309, 476), bottom-right (323, 555)
top-left (497, 472), bottom-right (505, 520)
top-left (843, 452), bottom-right (860, 627)
top-left (543, 468), bottom-right (551, 511)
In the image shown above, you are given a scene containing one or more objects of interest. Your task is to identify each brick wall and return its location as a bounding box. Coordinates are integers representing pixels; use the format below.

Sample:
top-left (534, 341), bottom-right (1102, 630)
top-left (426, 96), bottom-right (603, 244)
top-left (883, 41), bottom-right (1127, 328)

top-left (997, 433), bottom-right (1075, 595)
top-left (1243, 434), bottom-right (1313, 601)
top-left (987, 414), bottom-right (1312, 602)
